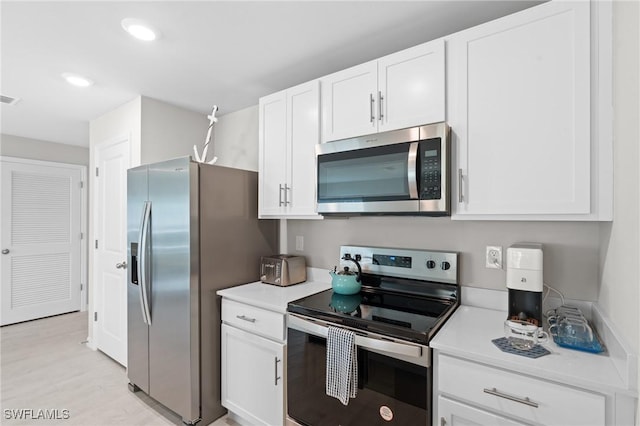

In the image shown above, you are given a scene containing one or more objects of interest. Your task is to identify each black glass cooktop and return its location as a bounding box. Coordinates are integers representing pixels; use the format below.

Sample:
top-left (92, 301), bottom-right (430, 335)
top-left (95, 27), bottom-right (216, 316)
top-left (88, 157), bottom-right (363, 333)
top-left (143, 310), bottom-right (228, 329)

top-left (287, 274), bottom-right (458, 344)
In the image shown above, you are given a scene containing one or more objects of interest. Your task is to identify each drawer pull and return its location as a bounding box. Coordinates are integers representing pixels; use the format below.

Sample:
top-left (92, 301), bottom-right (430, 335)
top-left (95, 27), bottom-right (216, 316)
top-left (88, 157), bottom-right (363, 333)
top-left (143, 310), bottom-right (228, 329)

top-left (483, 387), bottom-right (539, 408)
top-left (236, 315), bottom-right (256, 323)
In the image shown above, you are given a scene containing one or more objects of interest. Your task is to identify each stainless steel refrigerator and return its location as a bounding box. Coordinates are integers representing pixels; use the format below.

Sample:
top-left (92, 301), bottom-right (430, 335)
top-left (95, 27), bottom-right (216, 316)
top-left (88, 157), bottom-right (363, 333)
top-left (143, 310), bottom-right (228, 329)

top-left (126, 157), bottom-right (278, 425)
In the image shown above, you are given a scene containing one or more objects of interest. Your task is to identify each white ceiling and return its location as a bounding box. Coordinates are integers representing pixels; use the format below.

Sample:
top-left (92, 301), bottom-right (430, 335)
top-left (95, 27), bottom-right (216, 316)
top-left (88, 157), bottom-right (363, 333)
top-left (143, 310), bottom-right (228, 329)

top-left (1, 1), bottom-right (541, 147)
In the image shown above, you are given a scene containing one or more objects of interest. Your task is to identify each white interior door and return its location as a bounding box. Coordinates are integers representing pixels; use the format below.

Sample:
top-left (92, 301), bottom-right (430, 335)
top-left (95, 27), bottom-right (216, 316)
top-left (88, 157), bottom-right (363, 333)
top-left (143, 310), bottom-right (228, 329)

top-left (94, 137), bottom-right (129, 365)
top-left (1, 158), bottom-right (83, 325)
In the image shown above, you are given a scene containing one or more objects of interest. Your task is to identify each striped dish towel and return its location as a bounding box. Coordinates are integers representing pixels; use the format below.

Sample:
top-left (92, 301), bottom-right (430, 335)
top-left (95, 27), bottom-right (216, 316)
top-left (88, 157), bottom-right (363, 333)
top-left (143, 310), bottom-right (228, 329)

top-left (326, 326), bottom-right (358, 405)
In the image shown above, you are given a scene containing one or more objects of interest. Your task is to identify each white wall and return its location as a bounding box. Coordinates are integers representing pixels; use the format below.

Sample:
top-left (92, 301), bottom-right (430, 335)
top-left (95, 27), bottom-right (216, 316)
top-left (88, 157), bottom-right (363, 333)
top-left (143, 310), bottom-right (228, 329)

top-left (212, 105), bottom-right (259, 171)
top-left (89, 96), bottom-right (142, 167)
top-left (598, 0), bottom-right (640, 354)
top-left (0, 134), bottom-right (89, 165)
top-left (288, 218), bottom-right (601, 300)
top-left (140, 97), bottom-right (207, 165)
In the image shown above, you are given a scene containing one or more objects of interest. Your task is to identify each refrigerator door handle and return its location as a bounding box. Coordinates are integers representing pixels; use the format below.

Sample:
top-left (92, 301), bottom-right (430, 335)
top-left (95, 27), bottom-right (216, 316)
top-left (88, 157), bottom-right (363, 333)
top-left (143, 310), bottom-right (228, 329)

top-left (136, 203), bottom-right (147, 324)
top-left (139, 201), bottom-right (152, 325)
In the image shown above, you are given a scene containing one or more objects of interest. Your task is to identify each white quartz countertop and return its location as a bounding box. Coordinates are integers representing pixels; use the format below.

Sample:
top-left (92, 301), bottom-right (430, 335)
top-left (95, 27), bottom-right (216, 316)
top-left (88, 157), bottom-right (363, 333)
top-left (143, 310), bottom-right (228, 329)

top-left (216, 279), bottom-right (331, 314)
top-left (431, 305), bottom-right (634, 395)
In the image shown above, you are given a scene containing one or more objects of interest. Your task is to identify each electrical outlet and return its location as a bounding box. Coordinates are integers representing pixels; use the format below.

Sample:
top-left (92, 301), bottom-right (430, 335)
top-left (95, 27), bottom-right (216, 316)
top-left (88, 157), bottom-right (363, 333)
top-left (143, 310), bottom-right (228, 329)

top-left (295, 235), bottom-right (304, 251)
top-left (486, 246), bottom-right (503, 269)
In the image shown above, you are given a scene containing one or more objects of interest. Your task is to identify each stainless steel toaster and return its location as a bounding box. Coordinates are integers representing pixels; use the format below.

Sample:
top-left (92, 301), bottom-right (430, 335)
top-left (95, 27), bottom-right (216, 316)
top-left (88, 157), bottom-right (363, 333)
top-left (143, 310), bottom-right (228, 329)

top-left (260, 255), bottom-right (307, 286)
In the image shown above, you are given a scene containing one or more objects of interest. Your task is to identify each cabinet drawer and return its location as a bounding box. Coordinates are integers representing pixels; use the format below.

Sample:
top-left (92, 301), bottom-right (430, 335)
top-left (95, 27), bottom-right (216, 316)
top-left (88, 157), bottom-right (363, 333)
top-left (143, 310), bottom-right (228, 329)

top-left (438, 355), bottom-right (605, 426)
top-left (222, 299), bottom-right (285, 342)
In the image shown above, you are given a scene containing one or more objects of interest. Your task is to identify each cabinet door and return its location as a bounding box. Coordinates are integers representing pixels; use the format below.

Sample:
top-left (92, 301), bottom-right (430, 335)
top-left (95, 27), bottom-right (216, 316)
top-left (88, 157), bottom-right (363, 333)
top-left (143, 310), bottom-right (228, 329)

top-left (258, 91), bottom-right (287, 217)
top-left (437, 354), bottom-right (605, 426)
top-left (378, 39), bottom-right (445, 133)
top-left (438, 396), bottom-right (527, 426)
top-left (321, 60), bottom-right (377, 142)
top-left (221, 324), bottom-right (284, 426)
top-left (287, 80), bottom-right (321, 216)
top-left (449, 1), bottom-right (591, 217)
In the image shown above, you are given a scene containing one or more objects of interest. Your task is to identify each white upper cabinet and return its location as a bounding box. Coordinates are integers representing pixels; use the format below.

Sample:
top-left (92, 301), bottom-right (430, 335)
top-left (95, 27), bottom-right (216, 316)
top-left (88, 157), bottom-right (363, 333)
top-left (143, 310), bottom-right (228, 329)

top-left (322, 39), bottom-right (445, 142)
top-left (258, 91), bottom-right (287, 217)
top-left (448, 0), bottom-right (612, 220)
top-left (378, 40), bottom-right (445, 133)
top-left (258, 80), bottom-right (322, 218)
top-left (321, 61), bottom-right (378, 142)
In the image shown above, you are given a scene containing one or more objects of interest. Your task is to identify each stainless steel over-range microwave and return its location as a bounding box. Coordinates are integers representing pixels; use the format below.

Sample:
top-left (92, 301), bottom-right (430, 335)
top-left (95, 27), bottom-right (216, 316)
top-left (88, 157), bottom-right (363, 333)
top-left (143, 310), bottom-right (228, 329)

top-left (316, 122), bottom-right (450, 215)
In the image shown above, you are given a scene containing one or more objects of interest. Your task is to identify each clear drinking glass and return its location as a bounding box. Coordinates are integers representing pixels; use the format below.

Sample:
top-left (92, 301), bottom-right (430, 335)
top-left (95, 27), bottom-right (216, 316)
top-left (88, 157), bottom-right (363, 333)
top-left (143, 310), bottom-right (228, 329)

top-left (549, 317), bottom-right (594, 344)
top-left (504, 319), bottom-right (549, 350)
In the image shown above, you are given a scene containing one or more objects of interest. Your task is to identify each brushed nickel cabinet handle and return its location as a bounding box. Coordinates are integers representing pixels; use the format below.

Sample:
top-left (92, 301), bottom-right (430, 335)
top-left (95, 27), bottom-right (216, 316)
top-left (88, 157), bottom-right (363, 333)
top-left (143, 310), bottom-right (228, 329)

top-left (458, 169), bottom-right (464, 203)
top-left (274, 357), bottom-right (281, 385)
top-left (1, 249), bottom-right (9, 255)
top-left (378, 91), bottom-right (384, 121)
top-left (369, 93), bottom-right (375, 123)
top-left (284, 184), bottom-right (290, 205)
top-left (483, 387), bottom-right (539, 408)
top-left (236, 314), bottom-right (256, 323)
top-left (278, 184), bottom-right (284, 207)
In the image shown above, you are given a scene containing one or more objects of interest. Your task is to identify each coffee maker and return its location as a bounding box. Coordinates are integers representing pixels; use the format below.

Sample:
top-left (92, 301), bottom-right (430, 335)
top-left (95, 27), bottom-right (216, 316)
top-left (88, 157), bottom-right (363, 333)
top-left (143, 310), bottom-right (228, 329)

top-left (506, 243), bottom-right (543, 326)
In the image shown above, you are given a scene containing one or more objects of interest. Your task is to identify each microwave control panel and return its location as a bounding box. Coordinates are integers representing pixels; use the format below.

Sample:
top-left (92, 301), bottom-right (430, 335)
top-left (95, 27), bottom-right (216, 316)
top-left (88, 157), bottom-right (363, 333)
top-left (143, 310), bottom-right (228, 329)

top-left (419, 138), bottom-right (442, 200)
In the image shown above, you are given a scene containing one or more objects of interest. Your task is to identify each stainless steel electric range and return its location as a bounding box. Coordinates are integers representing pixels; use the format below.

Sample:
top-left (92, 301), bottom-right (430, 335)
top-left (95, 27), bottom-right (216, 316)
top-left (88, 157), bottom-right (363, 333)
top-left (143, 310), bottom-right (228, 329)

top-left (287, 245), bottom-right (460, 426)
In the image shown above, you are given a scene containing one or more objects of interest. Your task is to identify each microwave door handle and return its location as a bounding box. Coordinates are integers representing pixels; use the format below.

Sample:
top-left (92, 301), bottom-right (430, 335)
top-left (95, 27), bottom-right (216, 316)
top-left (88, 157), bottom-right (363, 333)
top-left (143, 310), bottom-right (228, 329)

top-left (407, 142), bottom-right (419, 199)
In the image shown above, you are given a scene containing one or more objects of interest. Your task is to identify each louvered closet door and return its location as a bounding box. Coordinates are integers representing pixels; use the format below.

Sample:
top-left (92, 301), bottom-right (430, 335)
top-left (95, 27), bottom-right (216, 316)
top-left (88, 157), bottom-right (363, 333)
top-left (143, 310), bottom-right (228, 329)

top-left (1, 160), bottom-right (82, 325)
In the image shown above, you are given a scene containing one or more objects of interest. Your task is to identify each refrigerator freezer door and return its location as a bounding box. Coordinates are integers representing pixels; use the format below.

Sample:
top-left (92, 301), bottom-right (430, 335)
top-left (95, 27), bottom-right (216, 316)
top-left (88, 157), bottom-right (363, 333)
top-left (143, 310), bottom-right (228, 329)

top-left (148, 157), bottom-right (200, 423)
top-left (127, 165), bottom-right (150, 394)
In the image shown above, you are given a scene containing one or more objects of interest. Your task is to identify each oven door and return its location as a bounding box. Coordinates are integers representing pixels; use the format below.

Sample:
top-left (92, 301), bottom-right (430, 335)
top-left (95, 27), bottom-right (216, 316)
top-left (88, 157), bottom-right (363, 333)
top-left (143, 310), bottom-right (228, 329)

top-left (287, 314), bottom-right (431, 426)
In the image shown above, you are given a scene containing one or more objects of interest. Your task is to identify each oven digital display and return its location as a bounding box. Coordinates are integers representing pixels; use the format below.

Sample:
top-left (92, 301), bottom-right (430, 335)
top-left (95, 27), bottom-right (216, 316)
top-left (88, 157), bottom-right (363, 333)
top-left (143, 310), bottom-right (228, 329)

top-left (424, 149), bottom-right (438, 158)
top-left (373, 254), bottom-right (412, 268)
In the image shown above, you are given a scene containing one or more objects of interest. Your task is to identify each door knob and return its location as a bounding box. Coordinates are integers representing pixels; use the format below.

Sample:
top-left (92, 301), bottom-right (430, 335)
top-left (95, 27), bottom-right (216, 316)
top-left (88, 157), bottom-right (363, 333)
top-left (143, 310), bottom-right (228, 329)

top-left (1, 249), bottom-right (9, 255)
top-left (116, 261), bottom-right (128, 269)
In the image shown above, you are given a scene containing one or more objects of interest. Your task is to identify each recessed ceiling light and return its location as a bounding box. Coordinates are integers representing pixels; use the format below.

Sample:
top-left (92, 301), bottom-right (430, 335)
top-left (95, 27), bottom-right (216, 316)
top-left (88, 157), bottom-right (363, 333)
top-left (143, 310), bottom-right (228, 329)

top-left (121, 18), bottom-right (159, 41)
top-left (61, 73), bottom-right (94, 88)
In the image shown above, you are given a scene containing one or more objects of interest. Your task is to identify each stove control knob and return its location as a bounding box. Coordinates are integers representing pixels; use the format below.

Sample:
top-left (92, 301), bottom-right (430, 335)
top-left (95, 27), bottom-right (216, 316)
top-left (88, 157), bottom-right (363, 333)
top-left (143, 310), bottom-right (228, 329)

top-left (426, 260), bottom-right (436, 269)
top-left (441, 261), bottom-right (451, 271)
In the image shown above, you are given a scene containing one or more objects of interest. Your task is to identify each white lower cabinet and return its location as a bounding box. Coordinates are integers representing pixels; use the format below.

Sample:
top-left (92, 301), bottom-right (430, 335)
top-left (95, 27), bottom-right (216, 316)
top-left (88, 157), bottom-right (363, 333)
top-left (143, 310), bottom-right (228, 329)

top-left (435, 353), bottom-right (606, 426)
top-left (438, 396), bottom-right (527, 426)
top-left (221, 299), bottom-right (285, 426)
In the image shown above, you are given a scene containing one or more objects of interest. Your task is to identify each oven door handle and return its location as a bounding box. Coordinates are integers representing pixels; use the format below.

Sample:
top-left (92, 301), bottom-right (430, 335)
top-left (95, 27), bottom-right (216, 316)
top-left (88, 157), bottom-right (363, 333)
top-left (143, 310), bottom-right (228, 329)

top-left (288, 313), bottom-right (423, 358)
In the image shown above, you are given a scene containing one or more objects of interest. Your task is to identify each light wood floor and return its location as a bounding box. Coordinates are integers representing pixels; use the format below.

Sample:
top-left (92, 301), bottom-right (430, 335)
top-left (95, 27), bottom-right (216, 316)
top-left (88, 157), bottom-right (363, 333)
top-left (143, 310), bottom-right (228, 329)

top-left (1, 311), bottom-right (233, 426)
